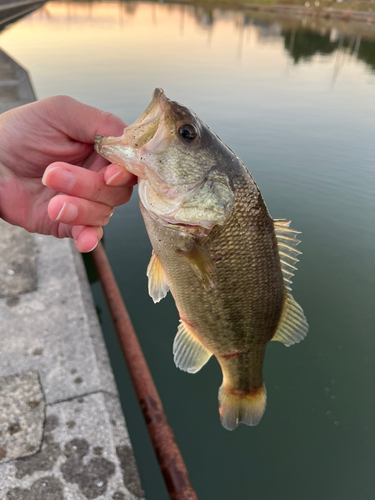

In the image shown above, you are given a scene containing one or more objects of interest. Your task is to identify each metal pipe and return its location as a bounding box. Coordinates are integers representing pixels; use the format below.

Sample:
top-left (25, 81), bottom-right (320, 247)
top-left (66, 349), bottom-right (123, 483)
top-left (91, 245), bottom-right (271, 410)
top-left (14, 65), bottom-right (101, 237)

top-left (92, 242), bottom-right (198, 500)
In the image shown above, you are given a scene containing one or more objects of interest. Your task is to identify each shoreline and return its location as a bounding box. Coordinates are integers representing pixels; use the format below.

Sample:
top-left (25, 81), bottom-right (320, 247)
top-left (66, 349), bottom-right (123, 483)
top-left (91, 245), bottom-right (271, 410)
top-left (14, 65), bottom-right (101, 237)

top-left (155, 0), bottom-right (375, 23)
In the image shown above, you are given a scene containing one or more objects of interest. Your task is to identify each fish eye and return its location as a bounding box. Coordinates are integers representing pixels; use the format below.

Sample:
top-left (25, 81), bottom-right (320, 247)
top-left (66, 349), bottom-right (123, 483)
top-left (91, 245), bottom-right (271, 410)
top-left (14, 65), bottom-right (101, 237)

top-left (178, 124), bottom-right (198, 142)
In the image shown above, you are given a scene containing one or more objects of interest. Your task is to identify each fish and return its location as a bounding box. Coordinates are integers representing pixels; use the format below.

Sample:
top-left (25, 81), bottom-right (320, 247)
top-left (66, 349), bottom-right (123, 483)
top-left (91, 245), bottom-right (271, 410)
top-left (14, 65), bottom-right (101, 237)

top-left (94, 88), bottom-right (308, 430)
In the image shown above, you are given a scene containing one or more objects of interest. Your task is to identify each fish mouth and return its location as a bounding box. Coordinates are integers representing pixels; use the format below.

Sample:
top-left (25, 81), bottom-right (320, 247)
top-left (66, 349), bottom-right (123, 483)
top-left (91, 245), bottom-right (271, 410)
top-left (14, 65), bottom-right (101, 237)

top-left (94, 88), bottom-right (170, 176)
top-left (131, 88), bottom-right (168, 128)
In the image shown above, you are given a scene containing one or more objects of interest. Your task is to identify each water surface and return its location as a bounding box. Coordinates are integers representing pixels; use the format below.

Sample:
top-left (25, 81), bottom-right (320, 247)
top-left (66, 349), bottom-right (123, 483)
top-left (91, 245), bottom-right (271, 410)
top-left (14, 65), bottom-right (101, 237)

top-left (1, 3), bottom-right (374, 499)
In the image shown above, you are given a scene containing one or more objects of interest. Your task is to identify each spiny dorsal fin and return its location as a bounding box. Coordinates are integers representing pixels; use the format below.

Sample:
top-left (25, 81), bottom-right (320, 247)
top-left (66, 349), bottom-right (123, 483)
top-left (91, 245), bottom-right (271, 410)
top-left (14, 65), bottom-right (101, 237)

top-left (173, 320), bottom-right (212, 373)
top-left (146, 251), bottom-right (169, 303)
top-left (177, 242), bottom-right (216, 290)
top-left (272, 293), bottom-right (308, 346)
top-left (273, 218), bottom-right (302, 292)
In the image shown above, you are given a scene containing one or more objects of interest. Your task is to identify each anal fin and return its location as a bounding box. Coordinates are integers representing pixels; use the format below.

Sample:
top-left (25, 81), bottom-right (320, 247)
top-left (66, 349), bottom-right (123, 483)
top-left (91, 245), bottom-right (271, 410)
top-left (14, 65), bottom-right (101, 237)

top-left (177, 242), bottom-right (216, 290)
top-left (272, 293), bottom-right (308, 346)
top-left (173, 320), bottom-right (212, 373)
top-left (146, 251), bottom-right (169, 303)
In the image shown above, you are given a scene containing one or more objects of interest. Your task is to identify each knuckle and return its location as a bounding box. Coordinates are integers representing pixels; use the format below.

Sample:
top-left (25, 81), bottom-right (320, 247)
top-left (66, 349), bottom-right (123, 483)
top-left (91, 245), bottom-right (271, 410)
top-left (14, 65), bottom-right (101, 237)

top-left (100, 211), bottom-right (113, 227)
top-left (115, 187), bottom-right (132, 206)
top-left (122, 188), bottom-right (133, 205)
top-left (43, 95), bottom-right (74, 112)
top-left (49, 95), bottom-right (71, 105)
top-left (91, 186), bottom-right (102, 203)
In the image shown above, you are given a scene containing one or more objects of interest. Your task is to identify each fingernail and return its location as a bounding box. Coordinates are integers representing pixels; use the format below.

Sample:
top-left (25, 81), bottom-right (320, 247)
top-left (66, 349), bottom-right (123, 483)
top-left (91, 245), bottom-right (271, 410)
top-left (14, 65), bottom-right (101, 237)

top-left (87, 239), bottom-right (99, 252)
top-left (106, 171), bottom-right (123, 186)
top-left (42, 166), bottom-right (59, 186)
top-left (42, 167), bottom-right (75, 190)
top-left (55, 201), bottom-right (78, 222)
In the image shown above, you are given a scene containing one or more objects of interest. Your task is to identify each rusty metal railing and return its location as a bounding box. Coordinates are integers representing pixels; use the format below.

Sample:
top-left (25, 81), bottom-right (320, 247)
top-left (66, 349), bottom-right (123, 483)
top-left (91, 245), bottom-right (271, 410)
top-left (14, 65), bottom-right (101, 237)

top-left (92, 242), bottom-right (198, 500)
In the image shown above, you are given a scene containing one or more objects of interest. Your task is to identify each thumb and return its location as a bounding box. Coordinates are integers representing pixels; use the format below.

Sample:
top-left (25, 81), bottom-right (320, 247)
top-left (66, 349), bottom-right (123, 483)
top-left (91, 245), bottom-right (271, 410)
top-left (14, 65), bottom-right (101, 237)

top-left (39, 95), bottom-right (127, 144)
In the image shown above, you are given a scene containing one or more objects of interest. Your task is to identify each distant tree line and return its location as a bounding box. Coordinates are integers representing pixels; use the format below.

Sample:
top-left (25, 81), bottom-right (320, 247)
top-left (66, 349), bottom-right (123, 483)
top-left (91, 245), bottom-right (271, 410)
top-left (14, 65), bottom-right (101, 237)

top-left (283, 29), bottom-right (375, 72)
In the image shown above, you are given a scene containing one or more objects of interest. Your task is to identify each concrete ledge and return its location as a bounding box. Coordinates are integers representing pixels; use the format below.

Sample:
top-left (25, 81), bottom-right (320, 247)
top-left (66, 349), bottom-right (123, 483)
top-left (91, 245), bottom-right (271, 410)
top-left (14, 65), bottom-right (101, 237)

top-left (0, 48), bottom-right (145, 499)
top-left (0, 223), bottom-right (145, 499)
top-left (0, 391), bottom-right (144, 499)
top-left (0, 371), bottom-right (45, 464)
top-left (0, 49), bottom-right (36, 113)
top-left (0, 232), bottom-right (116, 404)
top-left (0, 226), bottom-right (146, 499)
top-left (0, 220), bottom-right (37, 298)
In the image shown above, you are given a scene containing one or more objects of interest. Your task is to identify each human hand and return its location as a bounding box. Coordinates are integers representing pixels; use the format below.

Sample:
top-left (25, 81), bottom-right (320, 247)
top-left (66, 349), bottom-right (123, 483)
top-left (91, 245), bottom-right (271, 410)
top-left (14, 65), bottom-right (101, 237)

top-left (0, 96), bottom-right (136, 252)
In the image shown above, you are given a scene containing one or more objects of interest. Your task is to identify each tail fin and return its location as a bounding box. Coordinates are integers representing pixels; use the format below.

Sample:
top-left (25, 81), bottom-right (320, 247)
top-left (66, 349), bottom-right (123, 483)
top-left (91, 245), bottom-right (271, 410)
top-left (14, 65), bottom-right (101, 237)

top-left (218, 384), bottom-right (267, 430)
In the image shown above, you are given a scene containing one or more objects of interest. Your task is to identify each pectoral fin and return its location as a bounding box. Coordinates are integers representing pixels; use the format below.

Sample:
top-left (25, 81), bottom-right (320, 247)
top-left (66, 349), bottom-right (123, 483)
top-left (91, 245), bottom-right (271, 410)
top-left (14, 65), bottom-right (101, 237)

top-left (173, 320), bottom-right (212, 373)
top-left (146, 251), bottom-right (169, 303)
top-left (272, 293), bottom-right (308, 346)
top-left (178, 242), bottom-right (216, 290)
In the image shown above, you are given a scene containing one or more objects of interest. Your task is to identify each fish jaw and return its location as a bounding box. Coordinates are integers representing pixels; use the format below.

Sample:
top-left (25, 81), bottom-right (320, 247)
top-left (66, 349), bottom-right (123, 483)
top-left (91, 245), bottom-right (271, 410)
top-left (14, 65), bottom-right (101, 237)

top-left (94, 87), bottom-right (211, 186)
top-left (94, 88), bottom-right (170, 179)
top-left (94, 136), bottom-right (145, 177)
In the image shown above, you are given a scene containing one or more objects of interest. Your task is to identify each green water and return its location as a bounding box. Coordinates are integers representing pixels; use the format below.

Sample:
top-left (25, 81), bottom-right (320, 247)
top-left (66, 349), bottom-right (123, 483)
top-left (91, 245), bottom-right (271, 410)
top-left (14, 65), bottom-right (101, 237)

top-left (1, 3), bottom-right (374, 499)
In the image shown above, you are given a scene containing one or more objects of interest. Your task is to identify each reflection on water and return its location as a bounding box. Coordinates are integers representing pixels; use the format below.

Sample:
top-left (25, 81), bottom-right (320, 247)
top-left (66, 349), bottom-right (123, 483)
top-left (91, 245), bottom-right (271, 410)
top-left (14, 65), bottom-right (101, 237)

top-left (4, 1), bottom-right (375, 75)
top-left (1, 3), bottom-right (374, 500)
top-left (283, 28), bottom-right (375, 72)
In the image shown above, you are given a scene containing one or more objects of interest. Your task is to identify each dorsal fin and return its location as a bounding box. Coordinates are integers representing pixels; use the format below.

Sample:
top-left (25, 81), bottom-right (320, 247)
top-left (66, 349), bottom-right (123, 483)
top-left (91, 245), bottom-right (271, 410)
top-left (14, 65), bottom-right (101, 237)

top-left (173, 320), bottom-right (212, 373)
top-left (273, 219), bottom-right (302, 292)
top-left (146, 251), bottom-right (169, 303)
top-left (272, 293), bottom-right (308, 346)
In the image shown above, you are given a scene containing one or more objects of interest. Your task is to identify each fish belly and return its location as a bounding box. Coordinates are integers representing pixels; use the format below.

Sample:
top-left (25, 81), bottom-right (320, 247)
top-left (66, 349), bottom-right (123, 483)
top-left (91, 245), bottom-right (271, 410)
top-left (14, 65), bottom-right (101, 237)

top-left (140, 196), bottom-right (285, 368)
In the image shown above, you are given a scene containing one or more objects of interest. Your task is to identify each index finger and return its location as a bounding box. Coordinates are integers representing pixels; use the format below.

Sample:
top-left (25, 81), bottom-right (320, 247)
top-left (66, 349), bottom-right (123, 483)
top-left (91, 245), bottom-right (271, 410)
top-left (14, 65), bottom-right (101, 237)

top-left (43, 162), bottom-right (136, 207)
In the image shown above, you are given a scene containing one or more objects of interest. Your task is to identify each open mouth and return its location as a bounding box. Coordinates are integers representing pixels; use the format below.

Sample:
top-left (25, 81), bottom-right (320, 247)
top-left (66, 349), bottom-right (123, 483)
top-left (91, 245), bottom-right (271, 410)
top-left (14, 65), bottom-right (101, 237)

top-left (130, 88), bottom-right (168, 128)
top-left (94, 88), bottom-right (169, 167)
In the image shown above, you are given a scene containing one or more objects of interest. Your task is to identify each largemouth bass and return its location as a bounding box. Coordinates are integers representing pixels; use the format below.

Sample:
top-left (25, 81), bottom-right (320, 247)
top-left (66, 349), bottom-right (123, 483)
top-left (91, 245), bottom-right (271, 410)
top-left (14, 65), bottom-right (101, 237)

top-left (94, 89), bottom-right (308, 430)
